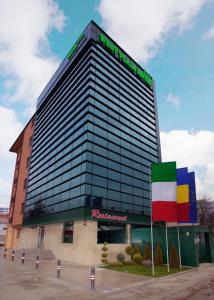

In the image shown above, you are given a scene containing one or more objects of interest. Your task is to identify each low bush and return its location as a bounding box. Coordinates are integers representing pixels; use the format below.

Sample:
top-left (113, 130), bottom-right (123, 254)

top-left (117, 253), bottom-right (125, 264)
top-left (133, 253), bottom-right (143, 264)
top-left (108, 261), bottom-right (124, 267)
top-left (142, 259), bottom-right (152, 267)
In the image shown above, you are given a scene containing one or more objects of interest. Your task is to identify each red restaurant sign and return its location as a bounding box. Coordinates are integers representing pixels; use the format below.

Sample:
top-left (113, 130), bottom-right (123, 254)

top-left (91, 209), bottom-right (128, 221)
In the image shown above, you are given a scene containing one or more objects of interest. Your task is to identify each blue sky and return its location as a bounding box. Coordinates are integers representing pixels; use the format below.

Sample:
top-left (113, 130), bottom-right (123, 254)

top-left (0, 0), bottom-right (214, 207)
top-left (151, 4), bottom-right (214, 132)
top-left (47, 1), bottom-right (214, 132)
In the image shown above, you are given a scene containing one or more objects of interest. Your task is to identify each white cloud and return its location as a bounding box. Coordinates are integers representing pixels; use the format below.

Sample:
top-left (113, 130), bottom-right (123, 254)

top-left (203, 24), bottom-right (214, 39)
top-left (166, 93), bottom-right (181, 109)
top-left (98, 0), bottom-right (206, 63)
top-left (0, 106), bottom-right (22, 208)
top-left (0, 106), bottom-right (22, 157)
top-left (0, 0), bottom-right (66, 112)
top-left (160, 130), bottom-right (214, 199)
top-left (205, 163), bottom-right (214, 186)
top-left (0, 178), bottom-right (12, 208)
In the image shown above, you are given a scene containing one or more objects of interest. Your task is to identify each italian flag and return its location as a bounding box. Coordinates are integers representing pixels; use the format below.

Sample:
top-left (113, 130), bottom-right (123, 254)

top-left (151, 162), bottom-right (178, 222)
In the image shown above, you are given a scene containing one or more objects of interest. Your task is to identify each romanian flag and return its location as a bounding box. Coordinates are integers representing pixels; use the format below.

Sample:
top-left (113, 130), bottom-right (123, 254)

top-left (151, 162), bottom-right (178, 222)
top-left (176, 185), bottom-right (189, 222)
top-left (176, 168), bottom-right (197, 223)
top-left (176, 168), bottom-right (189, 222)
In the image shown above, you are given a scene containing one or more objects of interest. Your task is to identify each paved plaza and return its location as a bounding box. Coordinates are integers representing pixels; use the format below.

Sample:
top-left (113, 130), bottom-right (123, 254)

top-left (0, 251), bottom-right (214, 300)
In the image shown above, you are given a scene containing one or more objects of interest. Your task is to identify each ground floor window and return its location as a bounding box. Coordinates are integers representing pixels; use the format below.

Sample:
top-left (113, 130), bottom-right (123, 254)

top-left (97, 221), bottom-right (127, 244)
top-left (63, 222), bottom-right (73, 243)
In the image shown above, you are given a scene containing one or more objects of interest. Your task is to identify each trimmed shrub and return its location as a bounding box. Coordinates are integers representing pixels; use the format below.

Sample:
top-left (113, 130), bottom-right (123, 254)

top-left (117, 253), bottom-right (125, 264)
top-left (133, 253), bottom-right (143, 264)
top-left (143, 245), bottom-right (152, 261)
top-left (101, 241), bottom-right (108, 264)
top-left (108, 261), bottom-right (124, 267)
top-left (102, 246), bottom-right (108, 252)
top-left (125, 245), bottom-right (135, 256)
top-left (154, 244), bottom-right (163, 265)
top-left (170, 244), bottom-right (179, 268)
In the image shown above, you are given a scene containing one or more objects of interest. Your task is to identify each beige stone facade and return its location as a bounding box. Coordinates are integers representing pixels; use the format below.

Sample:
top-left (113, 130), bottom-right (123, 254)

top-left (17, 220), bottom-right (130, 265)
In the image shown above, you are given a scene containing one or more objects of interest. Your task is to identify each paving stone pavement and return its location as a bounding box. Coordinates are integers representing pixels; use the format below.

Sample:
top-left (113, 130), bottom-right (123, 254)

top-left (0, 251), bottom-right (214, 300)
top-left (184, 278), bottom-right (214, 300)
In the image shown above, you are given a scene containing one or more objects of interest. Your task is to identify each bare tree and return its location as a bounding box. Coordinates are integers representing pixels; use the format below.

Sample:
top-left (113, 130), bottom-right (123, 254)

top-left (197, 196), bottom-right (209, 225)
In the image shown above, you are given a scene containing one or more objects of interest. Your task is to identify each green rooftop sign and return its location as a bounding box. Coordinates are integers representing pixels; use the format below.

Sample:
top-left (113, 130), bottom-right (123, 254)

top-left (99, 33), bottom-right (152, 89)
top-left (67, 33), bottom-right (85, 60)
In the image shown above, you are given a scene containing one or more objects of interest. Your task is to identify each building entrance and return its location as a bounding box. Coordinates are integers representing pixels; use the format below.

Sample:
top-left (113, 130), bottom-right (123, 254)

top-left (197, 232), bottom-right (212, 263)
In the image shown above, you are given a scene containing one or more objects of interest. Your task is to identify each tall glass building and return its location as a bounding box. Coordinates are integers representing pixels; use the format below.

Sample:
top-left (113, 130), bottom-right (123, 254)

top-left (17, 21), bottom-right (161, 264)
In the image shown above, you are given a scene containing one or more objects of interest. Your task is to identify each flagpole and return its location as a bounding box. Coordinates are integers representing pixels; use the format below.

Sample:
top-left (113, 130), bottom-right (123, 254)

top-left (150, 191), bottom-right (155, 277)
top-left (150, 165), bottom-right (155, 277)
top-left (165, 223), bottom-right (170, 272)
top-left (177, 224), bottom-right (182, 270)
top-left (151, 217), bottom-right (155, 277)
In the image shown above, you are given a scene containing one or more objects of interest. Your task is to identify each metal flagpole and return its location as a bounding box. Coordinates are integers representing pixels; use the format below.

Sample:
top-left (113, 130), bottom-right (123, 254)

top-left (165, 223), bottom-right (170, 272)
top-left (150, 185), bottom-right (155, 277)
top-left (151, 217), bottom-right (155, 277)
top-left (177, 224), bottom-right (182, 270)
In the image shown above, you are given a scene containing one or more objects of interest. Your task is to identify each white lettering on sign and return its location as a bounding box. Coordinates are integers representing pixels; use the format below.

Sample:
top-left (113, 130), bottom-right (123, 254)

top-left (90, 209), bottom-right (128, 221)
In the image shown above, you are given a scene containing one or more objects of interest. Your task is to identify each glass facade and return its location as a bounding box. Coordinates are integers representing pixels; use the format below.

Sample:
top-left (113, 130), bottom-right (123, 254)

top-left (23, 21), bottom-right (161, 225)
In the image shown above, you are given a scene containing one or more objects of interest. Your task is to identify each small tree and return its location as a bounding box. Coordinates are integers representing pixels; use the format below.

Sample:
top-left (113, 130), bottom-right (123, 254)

top-left (117, 253), bottom-right (125, 264)
top-left (170, 244), bottom-right (179, 268)
top-left (101, 242), bottom-right (108, 264)
top-left (154, 244), bottom-right (163, 265)
top-left (143, 245), bottom-right (152, 261)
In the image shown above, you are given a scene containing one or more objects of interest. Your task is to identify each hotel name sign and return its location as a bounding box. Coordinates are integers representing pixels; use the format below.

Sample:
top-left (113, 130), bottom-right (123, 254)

top-left (67, 33), bottom-right (85, 60)
top-left (99, 33), bottom-right (153, 89)
top-left (66, 28), bottom-right (152, 90)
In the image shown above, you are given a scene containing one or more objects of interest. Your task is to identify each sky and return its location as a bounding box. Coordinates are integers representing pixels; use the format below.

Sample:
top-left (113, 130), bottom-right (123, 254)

top-left (0, 0), bottom-right (214, 207)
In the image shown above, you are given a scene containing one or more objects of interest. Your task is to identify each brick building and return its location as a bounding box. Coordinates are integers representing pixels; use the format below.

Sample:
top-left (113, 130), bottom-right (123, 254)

top-left (6, 116), bottom-right (35, 249)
